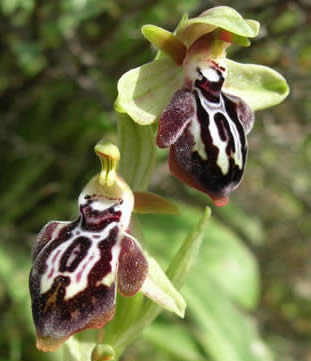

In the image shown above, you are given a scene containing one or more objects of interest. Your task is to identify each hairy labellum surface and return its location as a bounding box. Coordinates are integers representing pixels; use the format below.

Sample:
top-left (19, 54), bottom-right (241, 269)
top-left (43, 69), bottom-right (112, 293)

top-left (157, 61), bottom-right (254, 206)
top-left (29, 176), bottom-right (147, 351)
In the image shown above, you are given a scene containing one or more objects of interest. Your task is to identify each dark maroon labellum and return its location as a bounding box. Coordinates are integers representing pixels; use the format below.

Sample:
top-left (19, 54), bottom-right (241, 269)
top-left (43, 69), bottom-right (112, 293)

top-left (29, 182), bottom-right (148, 351)
top-left (156, 62), bottom-right (254, 206)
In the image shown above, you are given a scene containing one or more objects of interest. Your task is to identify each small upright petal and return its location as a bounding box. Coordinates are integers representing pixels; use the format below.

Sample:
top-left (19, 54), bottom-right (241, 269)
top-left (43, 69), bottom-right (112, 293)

top-left (156, 89), bottom-right (195, 148)
top-left (142, 25), bottom-right (186, 65)
top-left (117, 234), bottom-right (148, 297)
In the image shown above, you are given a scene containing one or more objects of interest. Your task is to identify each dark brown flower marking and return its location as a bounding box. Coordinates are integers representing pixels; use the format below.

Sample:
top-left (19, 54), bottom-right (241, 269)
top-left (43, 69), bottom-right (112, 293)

top-left (157, 62), bottom-right (254, 206)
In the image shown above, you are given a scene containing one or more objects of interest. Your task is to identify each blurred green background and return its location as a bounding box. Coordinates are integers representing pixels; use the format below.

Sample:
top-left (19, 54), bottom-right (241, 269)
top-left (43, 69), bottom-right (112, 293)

top-left (1, 0), bottom-right (311, 360)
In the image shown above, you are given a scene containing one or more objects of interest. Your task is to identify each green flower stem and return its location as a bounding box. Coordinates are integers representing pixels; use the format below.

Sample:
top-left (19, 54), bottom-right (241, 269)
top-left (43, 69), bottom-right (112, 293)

top-left (97, 111), bottom-right (211, 360)
top-left (99, 113), bottom-right (157, 360)
top-left (117, 113), bottom-right (156, 191)
top-left (102, 293), bottom-right (144, 351)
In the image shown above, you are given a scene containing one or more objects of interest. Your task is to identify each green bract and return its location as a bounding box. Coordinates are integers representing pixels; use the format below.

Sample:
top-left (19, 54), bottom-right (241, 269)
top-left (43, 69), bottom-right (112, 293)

top-left (116, 6), bottom-right (289, 125)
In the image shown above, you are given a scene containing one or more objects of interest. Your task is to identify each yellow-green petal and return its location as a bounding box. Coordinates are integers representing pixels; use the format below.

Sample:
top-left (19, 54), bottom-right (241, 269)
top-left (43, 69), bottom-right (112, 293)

top-left (246, 19), bottom-right (260, 36)
top-left (142, 25), bottom-right (186, 65)
top-left (116, 58), bottom-right (183, 125)
top-left (224, 59), bottom-right (289, 111)
top-left (176, 6), bottom-right (260, 47)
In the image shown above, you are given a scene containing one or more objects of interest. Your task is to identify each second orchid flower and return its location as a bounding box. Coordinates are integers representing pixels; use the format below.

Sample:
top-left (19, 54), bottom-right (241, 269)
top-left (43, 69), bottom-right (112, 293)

top-left (116, 6), bottom-right (289, 206)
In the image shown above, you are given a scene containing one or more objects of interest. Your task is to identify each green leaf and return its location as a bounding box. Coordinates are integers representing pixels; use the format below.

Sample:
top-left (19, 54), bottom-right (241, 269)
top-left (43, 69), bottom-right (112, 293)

top-left (140, 205), bottom-right (259, 309)
top-left (143, 323), bottom-right (205, 361)
top-left (213, 201), bottom-right (266, 246)
top-left (224, 59), bottom-right (289, 111)
top-left (116, 58), bottom-right (183, 125)
top-left (196, 219), bottom-right (260, 309)
top-left (176, 6), bottom-right (259, 47)
top-left (166, 207), bottom-right (212, 289)
top-left (184, 279), bottom-right (273, 361)
top-left (117, 114), bottom-right (156, 191)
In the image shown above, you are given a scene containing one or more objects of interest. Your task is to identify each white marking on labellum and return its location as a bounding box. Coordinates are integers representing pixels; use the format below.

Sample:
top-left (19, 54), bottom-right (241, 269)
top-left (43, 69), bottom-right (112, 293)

top-left (40, 220), bottom-right (117, 300)
top-left (226, 112), bottom-right (243, 169)
top-left (195, 88), bottom-right (230, 174)
top-left (66, 244), bottom-right (81, 268)
top-left (189, 109), bottom-right (208, 161)
top-left (98, 272), bottom-right (115, 288)
top-left (202, 67), bottom-right (220, 82)
top-left (87, 198), bottom-right (117, 212)
top-left (193, 72), bottom-right (245, 175)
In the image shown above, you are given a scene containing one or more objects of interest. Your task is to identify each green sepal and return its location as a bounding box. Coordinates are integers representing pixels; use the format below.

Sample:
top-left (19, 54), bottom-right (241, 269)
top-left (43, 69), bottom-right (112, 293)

top-left (142, 25), bottom-right (186, 65)
top-left (176, 6), bottom-right (260, 47)
top-left (141, 253), bottom-right (186, 318)
top-left (224, 59), bottom-right (289, 110)
top-left (116, 58), bottom-right (183, 125)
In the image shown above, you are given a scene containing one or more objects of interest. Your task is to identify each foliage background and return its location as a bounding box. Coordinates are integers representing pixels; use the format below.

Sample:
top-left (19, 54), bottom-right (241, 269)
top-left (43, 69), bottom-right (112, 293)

top-left (1, 0), bottom-right (311, 360)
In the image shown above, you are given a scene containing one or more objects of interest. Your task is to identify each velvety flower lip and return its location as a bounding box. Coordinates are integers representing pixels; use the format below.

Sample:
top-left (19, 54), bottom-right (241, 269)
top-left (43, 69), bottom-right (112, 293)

top-left (29, 143), bottom-right (185, 352)
top-left (156, 35), bottom-right (254, 206)
top-left (115, 6), bottom-right (289, 205)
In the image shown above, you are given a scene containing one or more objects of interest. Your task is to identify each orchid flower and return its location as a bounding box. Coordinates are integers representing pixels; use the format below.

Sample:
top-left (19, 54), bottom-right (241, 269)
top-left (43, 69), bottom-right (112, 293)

top-left (29, 143), bottom-right (185, 352)
top-left (116, 6), bottom-right (289, 206)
